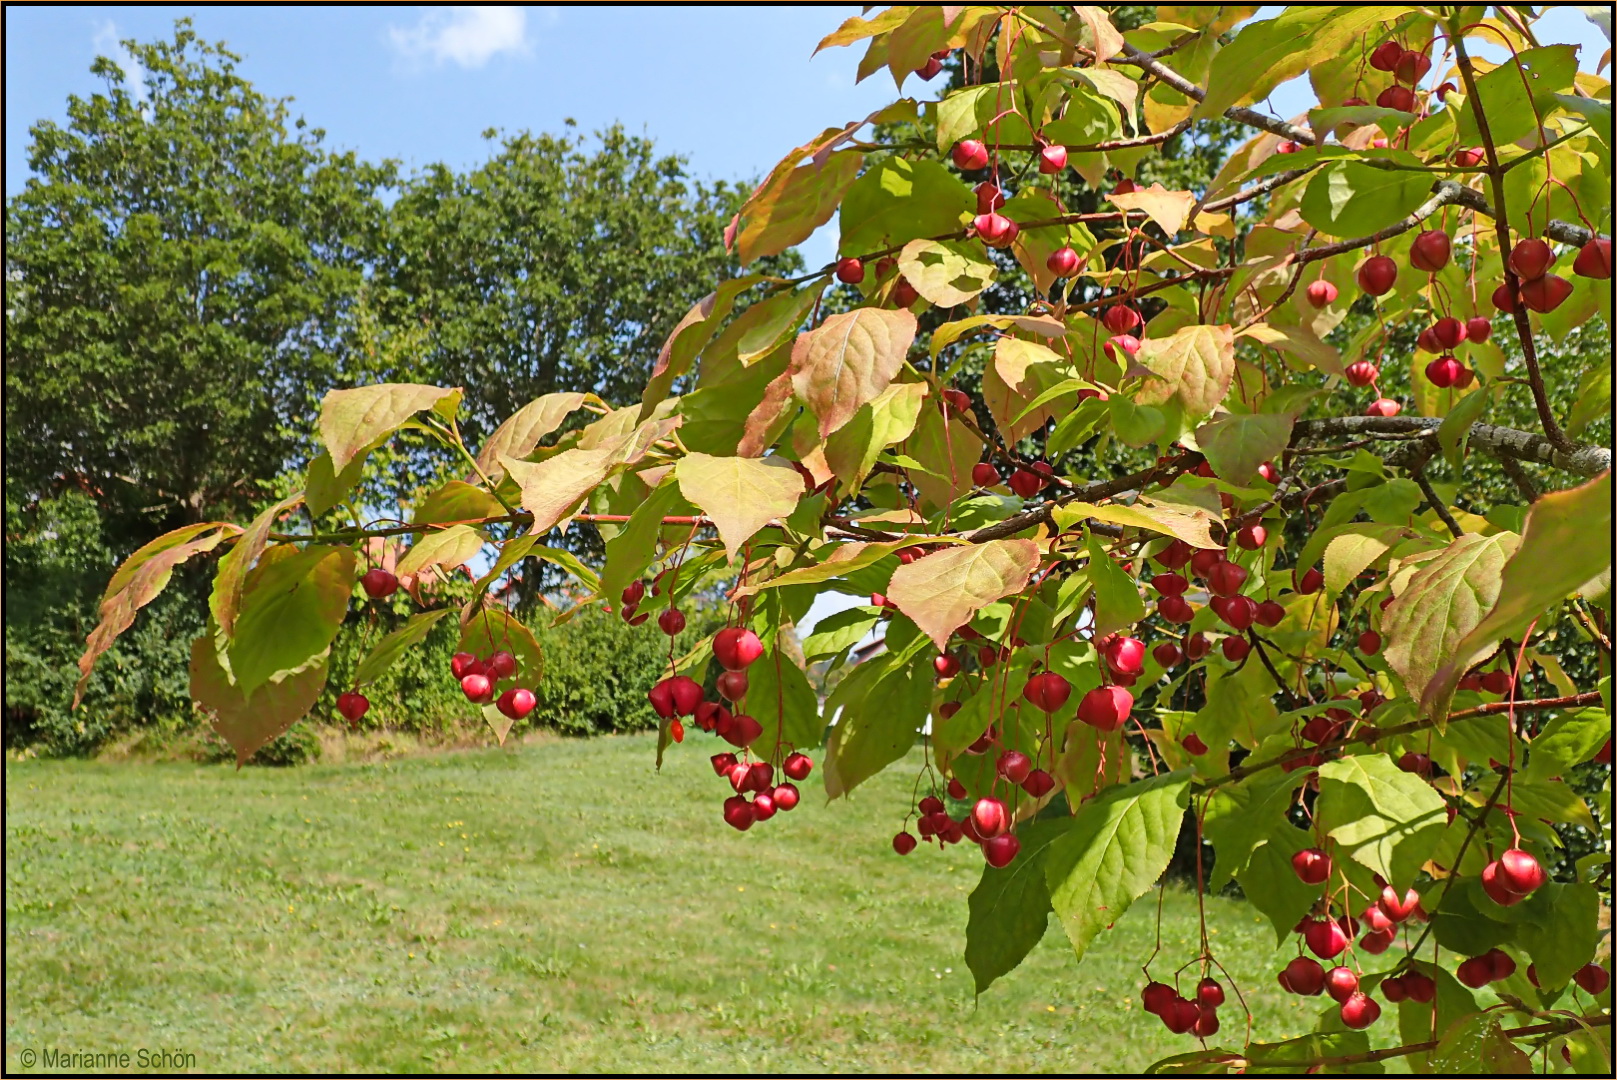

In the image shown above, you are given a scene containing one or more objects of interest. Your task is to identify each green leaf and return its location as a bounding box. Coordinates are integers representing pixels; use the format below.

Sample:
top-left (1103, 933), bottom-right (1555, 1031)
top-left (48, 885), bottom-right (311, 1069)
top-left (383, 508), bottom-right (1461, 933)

top-left (1317, 755), bottom-right (1447, 889)
top-left (474, 392), bottom-right (589, 480)
top-left (803, 607), bottom-right (882, 659)
top-left (598, 479), bottom-right (685, 609)
top-left (1195, 412), bottom-right (1294, 486)
top-left (230, 545), bottom-right (354, 695)
top-left (74, 523), bottom-right (235, 707)
top-left (210, 492), bottom-right (305, 639)
top-left (823, 380), bottom-right (926, 490)
top-left (736, 150), bottom-right (863, 266)
top-left (1437, 384), bottom-right (1492, 469)
top-left (1236, 829), bottom-right (1321, 946)
top-left (1518, 881), bottom-right (1598, 988)
top-left (1086, 532), bottom-right (1145, 638)
top-left (305, 447), bottom-right (373, 518)
top-left (1430, 881), bottom-right (1516, 954)
top-left (643, 275), bottom-right (768, 416)
top-left (354, 609), bottom-right (455, 687)
top-left (1430, 473), bottom-right (1611, 718)
top-left (1300, 162), bottom-right (1435, 238)
top-left (190, 625), bottom-right (329, 767)
top-left (1456, 45), bottom-right (1579, 146)
top-left (1202, 770), bottom-right (1302, 886)
top-left (1565, 363), bottom-right (1612, 438)
top-left (1323, 524), bottom-right (1421, 595)
top-left (412, 480), bottom-right (506, 526)
top-left (896, 238), bottom-right (996, 308)
top-left (1133, 324), bottom-right (1236, 420)
top-left (1195, 7), bottom-right (1412, 120)
top-left (396, 524), bottom-right (486, 578)
top-left (740, 645), bottom-right (824, 762)
top-left (730, 282), bottom-right (829, 365)
top-left (1526, 709), bottom-right (1612, 781)
top-left (907, 403), bottom-right (982, 513)
top-left (318, 383), bottom-right (462, 473)
top-left (1109, 395), bottom-right (1166, 446)
top-left (736, 539), bottom-right (919, 595)
top-left (1429, 1012), bottom-right (1531, 1075)
top-left (1244, 1031), bottom-right (1373, 1073)
top-left (965, 817), bottom-right (1070, 995)
top-left (790, 307), bottom-right (918, 439)
top-left (823, 659), bottom-right (930, 798)
top-left (887, 539), bottom-right (1042, 651)
top-left (1383, 531), bottom-right (1521, 719)
top-left (1044, 771), bottom-right (1191, 966)
top-left (839, 156), bottom-right (973, 257)
top-left (675, 453), bottom-right (805, 562)
top-left (929, 313), bottom-right (1068, 359)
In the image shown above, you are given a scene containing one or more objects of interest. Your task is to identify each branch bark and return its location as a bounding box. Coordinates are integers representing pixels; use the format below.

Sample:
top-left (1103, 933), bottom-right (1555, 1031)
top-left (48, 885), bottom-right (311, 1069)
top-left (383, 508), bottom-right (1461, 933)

top-left (1290, 416), bottom-right (1611, 476)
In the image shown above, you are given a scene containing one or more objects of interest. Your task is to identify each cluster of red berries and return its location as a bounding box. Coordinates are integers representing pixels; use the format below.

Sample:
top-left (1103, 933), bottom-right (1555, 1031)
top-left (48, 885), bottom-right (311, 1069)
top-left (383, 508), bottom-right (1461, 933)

top-left (1141, 976), bottom-right (1225, 1037)
top-left (891, 775), bottom-right (1035, 869)
top-left (451, 648), bottom-right (535, 719)
top-left (712, 748), bottom-right (810, 832)
top-left (835, 254), bottom-right (920, 308)
top-left (968, 458), bottom-right (1058, 500)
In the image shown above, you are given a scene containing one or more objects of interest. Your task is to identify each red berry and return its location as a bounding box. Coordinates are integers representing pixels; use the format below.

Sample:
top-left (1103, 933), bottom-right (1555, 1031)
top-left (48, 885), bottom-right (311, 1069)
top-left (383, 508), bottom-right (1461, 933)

top-left (996, 750), bottom-right (1032, 784)
top-left (1394, 49), bottom-right (1432, 85)
top-left (1197, 977), bottom-right (1226, 1008)
top-left (1256, 600), bottom-right (1285, 627)
top-left (1365, 398), bottom-right (1402, 417)
top-left (494, 686), bottom-right (534, 720)
top-left (1344, 360), bottom-right (1379, 387)
top-left (1008, 469), bottom-right (1043, 499)
top-left (1022, 768), bottom-right (1056, 798)
top-left (714, 627), bottom-right (765, 671)
top-left (621, 580), bottom-right (646, 606)
top-left (1142, 981), bottom-right (1177, 1016)
top-left (711, 751), bottom-right (737, 776)
top-left (1357, 255), bottom-right (1398, 296)
top-left (724, 713), bottom-right (764, 748)
top-left (1105, 637), bottom-right (1146, 676)
top-left (1021, 671), bottom-right (1071, 713)
top-left (1306, 279), bottom-right (1338, 308)
top-left (974, 212), bottom-right (1016, 246)
top-left (1452, 146), bottom-right (1485, 167)
top-left (1491, 281), bottom-right (1518, 313)
top-left (772, 783), bottom-right (800, 811)
top-left (716, 669), bottom-right (749, 701)
top-left (1046, 246), bottom-right (1080, 277)
top-left (1379, 885), bottom-right (1420, 922)
top-left (1305, 918), bottom-right (1350, 959)
top-left (1369, 40), bottom-right (1403, 71)
top-left (1508, 237), bottom-right (1554, 281)
top-left (1573, 237), bottom-right (1612, 279)
top-left (1410, 229), bottom-right (1451, 272)
top-left (750, 791), bottom-right (777, 821)
top-left (1153, 642), bottom-right (1183, 668)
top-left (1519, 273), bottom-right (1572, 312)
top-left (1434, 317), bottom-right (1468, 349)
top-left (1487, 948), bottom-right (1516, 981)
top-left (1292, 847), bottom-right (1333, 885)
top-left (915, 56), bottom-right (944, 80)
top-left (1103, 305), bottom-right (1142, 334)
top-left (1158, 595), bottom-right (1194, 623)
top-left (1325, 965), bottom-right (1360, 1003)
top-left (1574, 962), bottom-right (1610, 995)
top-left (835, 257), bottom-right (865, 284)
top-left (1207, 560), bottom-right (1248, 597)
top-left (658, 608), bottom-right (686, 636)
top-left (1038, 143), bottom-right (1068, 174)
top-left (1181, 733), bottom-right (1208, 755)
top-left (1481, 859), bottom-right (1525, 907)
top-left (783, 752), bottom-right (813, 781)
top-left (983, 833), bottom-right (1021, 868)
top-left (1103, 334), bottom-right (1140, 362)
top-left (1190, 547), bottom-right (1223, 579)
top-left (1479, 669), bottom-right (1513, 695)
top-left (1152, 572), bottom-right (1188, 596)
top-left (488, 650), bottom-right (517, 679)
top-left (1424, 355), bottom-right (1463, 388)
top-left (1375, 85), bottom-right (1416, 111)
top-left (337, 691), bottom-right (370, 723)
top-left (1382, 975), bottom-right (1408, 1002)
top-left (1220, 635), bottom-right (1250, 662)
top-left (892, 831), bottom-right (918, 855)
top-left (952, 139), bottom-right (990, 171)
top-left (1184, 632), bottom-right (1211, 660)
top-left (974, 181), bottom-right (1005, 214)
top-left (1498, 847), bottom-right (1546, 895)
top-left (461, 673), bottom-right (493, 703)
top-left (723, 795), bottom-right (756, 832)
top-left (972, 462), bottom-right (1000, 487)
top-left (647, 678), bottom-right (676, 719)
top-left (972, 796), bottom-right (1009, 838)
top-left (360, 568), bottom-right (399, 599)
top-left (934, 654), bottom-right (960, 679)
top-left (1465, 316), bottom-right (1492, 342)
top-left (1358, 630), bottom-right (1382, 655)
top-left (1284, 956), bottom-right (1326, 996)
top-left (1340, 991), bottom-right (1380, 1029)
top-left (1077, 685), bottom-right (1132, 731)
top-left (893, 278), bottom-right (920, 308)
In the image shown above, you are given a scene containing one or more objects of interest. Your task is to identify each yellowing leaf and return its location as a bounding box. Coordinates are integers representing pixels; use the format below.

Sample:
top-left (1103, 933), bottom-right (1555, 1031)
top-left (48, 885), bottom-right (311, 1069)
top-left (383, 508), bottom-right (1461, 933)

top-left (791, 307), bottom-right (918, 439)
top-left (675, 453), bottom-right (804, 561)
top-left (907, 402), bottom-right (982, 512)
top-left (985, 338), bottom-right (1068, 445)
top-left (1239, 322), bottom-right (1344, 375)
top-left (191, 630), bottom-right (329, 767)
top-left (896, 238), bottom-right (996, 307)
top-left (319, 383), bottom-right (462, 473)
top-left (1108, 182), bottom-right (1197, 235)
top-left (1430, 472), bottom-right (1612, 720)
top-left (412, 480), bottom-right (505, 526)
top-left (887, 539), bottom-right (1042, 650)
top-left (1133, 323), bottom-right (1235, 418)
top-left (823, 380), bottom-right (927, 489)
top-left (930, 313), bottom-right (1067, 358)
top-left (1383, 532), bottom-right (1520, 717)
top-left (735, 151), bottom-right (864, 265)
top-left (475, 393), bottom-right (589, 480)
top-left (210, 492), bottom-right (305, 639)
top-left (396, 524), bottom-right (486, 578)
top-left (1052, 499), bottom-right (1221, 550)
top-left (230, 545), bottom-right (354, 696)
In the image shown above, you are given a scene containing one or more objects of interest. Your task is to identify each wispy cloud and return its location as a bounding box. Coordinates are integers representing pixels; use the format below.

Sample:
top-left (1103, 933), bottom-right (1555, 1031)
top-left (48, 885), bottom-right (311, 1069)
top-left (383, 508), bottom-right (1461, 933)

top-left (93, 21), bottom-right (148, 103)
top-left (389, 7), bottom-right (532, 69)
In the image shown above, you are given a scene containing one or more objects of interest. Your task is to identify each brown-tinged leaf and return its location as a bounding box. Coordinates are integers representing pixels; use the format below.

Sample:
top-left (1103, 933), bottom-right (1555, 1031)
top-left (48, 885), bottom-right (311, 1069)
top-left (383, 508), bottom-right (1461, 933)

top-left (896, 238), bottom-right (997, 307)
top-left (737, 369), bottom-right (798, 457)
top-left (734, 537), bottom-right (932, 596)
top-left (930, 313), bottom-right (1068, 358)
top-left (735, 150), bottom-right (864, 265)
top-left (1108, 183), bottom-right (1197, 236)
top-left (823, 380), bottom-right (927, 489)
top-left (191, 630), bottom-right (329, 767)
top-left (1240, 321), bottom-right (1345, 376)
top-left (1383, 532), bottom-right (1520, 717)
top-left (675, 453), bottom-right (805, 561)
top-left (1430, 472), bottom-right (1611, 720)
top-left (1072, 6), bottom-right (1125, 60)
top-left (888, 539), bottom-right (1042, 650)
top-left (1133, 323), bottom-right (1236, 418)
top-left (907, 401), bottom-right (983, 512)
top-left (985, 337), bottom-right (1069, 445)
top-left (475, 392), bottom-right (589, 479)
top-left (319, 383), bottom-right (462, 473)
top-left (75, 525), bottom-right (233, 706)
top-left (791, 307), bottom-right (918, 439)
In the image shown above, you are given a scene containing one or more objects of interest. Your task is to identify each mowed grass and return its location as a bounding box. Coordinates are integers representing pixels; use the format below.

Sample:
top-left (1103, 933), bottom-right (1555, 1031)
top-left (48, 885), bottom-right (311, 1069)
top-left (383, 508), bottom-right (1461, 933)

top-left (8, 734), bottom-right (1326, 1073)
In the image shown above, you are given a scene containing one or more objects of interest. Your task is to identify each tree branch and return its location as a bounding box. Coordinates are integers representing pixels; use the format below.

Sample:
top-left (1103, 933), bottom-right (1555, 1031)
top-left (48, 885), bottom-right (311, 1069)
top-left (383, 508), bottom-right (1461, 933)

top-left (1116, 42), bottom-right (1316, 146)
top-left (1290, 416), bottom-right (1611, 476)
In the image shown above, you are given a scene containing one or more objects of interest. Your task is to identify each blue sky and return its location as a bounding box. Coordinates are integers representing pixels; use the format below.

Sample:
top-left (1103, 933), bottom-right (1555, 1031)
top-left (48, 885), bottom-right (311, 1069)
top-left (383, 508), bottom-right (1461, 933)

top-left (6, 5), bottom-right (1607, 633)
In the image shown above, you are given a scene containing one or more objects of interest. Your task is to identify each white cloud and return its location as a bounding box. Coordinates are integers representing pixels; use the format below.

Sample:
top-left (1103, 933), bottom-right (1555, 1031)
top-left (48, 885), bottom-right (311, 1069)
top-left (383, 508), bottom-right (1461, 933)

top-left (389, 7), bottom-right (532, 69)
top-left (93, 21), bottom-right (148, 104)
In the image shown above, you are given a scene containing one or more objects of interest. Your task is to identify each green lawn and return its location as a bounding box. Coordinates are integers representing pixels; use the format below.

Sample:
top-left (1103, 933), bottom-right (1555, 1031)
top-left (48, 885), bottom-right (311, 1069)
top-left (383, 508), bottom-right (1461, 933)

top-left (7, 734), bottom-right (1327, 1073)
